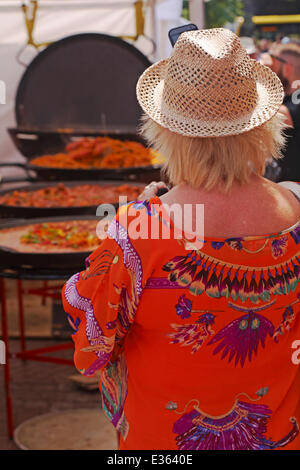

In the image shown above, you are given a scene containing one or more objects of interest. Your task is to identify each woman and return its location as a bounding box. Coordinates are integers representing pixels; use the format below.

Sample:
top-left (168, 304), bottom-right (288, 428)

top-left (62, 28), bottom-right (300, 450)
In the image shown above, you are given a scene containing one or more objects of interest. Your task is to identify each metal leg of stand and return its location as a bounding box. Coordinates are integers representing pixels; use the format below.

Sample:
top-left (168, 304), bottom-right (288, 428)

top-left (17, 280), bottom-right (26, 353)
top-left (0, 278), bottom-right (14, 439)
top-left (42, 280), bottom-right (48, 306)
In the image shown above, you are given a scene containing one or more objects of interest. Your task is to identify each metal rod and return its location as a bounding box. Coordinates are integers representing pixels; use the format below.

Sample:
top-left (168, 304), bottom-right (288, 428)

top-left (189, 0), bottom-right (205, 29)
top-left (26, 288), bottom-right (61, 300)
top-left (14, 353), bottom-right (74, 366)
top-left (14, 342), bottom-right (74, 356)
top-left (0, 1), bottom-right (136, 11)
top-left (42, 280), bottom-right (47, 306)
top-left (17, 280), bottom-right (26, 354)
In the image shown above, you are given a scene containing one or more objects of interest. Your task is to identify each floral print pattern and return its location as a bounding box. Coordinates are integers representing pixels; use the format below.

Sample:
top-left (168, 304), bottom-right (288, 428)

top-left (175, 295), bottom-right (193, 319)
top-left (271, 236), bottom-right (289, 258)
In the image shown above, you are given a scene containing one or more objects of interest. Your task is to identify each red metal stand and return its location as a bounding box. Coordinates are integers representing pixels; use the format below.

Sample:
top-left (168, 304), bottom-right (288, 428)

top-left (17, 280), bottom-right (25, 353)
top-left (0, 275), bottom-right (74, 439)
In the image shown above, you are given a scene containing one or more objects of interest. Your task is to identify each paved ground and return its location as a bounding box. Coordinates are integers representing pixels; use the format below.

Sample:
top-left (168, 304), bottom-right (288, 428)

top-left (0, 339), bottom-right (101, 450)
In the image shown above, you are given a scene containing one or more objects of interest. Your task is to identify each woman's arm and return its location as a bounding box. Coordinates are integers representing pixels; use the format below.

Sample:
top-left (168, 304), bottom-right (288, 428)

top-left (138, 181), bottom-right (169, 200)
top-left (62, 206), bottom-right (145, 376)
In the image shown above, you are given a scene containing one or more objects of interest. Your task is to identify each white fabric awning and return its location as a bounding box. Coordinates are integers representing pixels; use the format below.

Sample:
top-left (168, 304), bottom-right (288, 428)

top-left (0, 0), bottom-right (186, 168)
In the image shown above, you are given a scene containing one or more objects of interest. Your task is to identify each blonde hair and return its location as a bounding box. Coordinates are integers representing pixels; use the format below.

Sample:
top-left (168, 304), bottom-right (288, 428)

top-left (140, 113), bottom-right (286, 192)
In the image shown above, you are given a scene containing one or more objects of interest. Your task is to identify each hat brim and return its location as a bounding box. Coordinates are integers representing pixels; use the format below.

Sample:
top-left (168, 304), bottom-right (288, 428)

top-left (136, 59), bottom-right (284, 138)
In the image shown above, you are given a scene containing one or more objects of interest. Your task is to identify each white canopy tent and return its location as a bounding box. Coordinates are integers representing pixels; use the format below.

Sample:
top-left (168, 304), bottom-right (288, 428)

top-left (0, 0), bottom-right (205, 170)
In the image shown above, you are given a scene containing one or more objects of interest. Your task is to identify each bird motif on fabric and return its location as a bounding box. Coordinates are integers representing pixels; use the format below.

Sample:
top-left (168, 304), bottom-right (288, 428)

top-left (207, 300), bottom-right (276, 367)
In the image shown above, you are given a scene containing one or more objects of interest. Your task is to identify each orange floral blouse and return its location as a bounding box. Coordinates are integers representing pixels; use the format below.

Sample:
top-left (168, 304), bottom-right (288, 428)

top-left (62, 197), bottom-right (300, 450)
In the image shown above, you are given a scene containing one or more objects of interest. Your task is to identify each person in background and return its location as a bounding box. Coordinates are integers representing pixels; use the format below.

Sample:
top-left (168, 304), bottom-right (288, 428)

top-left (272, 43), bottom-right (300, 181)
top-left (259, 38), bottom-right (270, 54)
top-left (260, 43), bottom-right (291, 93)
top-left (239, 37), bottom-right (258, 60)
top-left (240, 36), bottom-right (258, 59)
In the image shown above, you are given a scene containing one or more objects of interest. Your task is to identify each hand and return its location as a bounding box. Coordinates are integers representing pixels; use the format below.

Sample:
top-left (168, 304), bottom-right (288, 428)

top-left (138, 181), bottom-right (169, 200)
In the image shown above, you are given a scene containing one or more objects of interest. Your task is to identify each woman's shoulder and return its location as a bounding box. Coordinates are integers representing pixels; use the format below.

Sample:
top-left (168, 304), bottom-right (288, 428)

top-left (277, 181), bottom-right (300, 202)
top-left (260, 179), bottom-right (300, 233)
top-left (160, 180), bottom-right (300, 239)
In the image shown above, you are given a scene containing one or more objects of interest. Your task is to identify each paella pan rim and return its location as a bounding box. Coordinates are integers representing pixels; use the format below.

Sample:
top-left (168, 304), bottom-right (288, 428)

top-left (0, 214), bottom-right (105, 271)
top-left (27, 161), bottom-right (162, 174)
top-left (0, 179), bottom-right (145, 218)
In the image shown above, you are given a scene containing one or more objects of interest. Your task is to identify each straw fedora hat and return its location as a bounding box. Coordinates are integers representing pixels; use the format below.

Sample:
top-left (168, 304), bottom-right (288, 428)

top-left (136, 28), bottom-right (284, 137)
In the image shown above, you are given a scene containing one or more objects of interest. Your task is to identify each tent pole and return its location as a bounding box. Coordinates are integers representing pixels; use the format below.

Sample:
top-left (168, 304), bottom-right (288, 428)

top-left (148, 0), bottom-right (157, 60)
top-left (189, 0), bottom-right (205, 29)
top-left (150, 0), bottom-right (156, 45)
